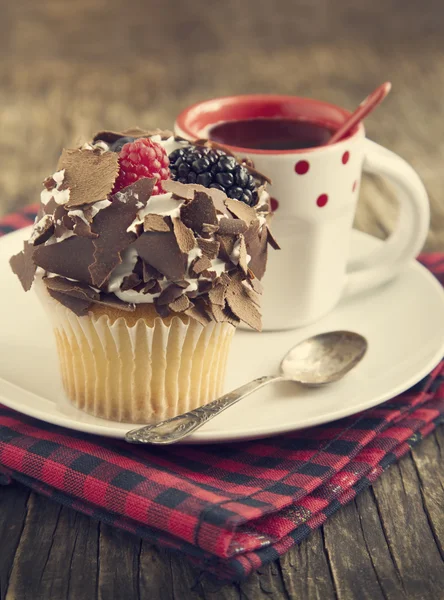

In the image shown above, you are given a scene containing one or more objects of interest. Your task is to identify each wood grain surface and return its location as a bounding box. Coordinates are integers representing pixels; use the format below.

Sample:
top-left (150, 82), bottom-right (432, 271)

top-left (1, 1), bottom-right (444, 598)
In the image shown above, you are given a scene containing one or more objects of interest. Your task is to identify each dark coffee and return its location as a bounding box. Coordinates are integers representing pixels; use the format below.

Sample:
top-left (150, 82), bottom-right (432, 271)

top-left (208, 117), bottom-right (334, 151)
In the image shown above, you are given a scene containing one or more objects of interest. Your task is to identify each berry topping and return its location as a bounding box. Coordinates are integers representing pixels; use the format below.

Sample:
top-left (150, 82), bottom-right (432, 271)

top-left (168, 146), bottom-right (259, 205)
top-left (113, 138), bottom-right (170, 195)
top-left (109, 136), bottom-right (135, 152)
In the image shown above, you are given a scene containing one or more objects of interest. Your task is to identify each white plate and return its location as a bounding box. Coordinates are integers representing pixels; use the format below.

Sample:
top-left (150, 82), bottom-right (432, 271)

top-left (1, 227), bottom-right (444, 444)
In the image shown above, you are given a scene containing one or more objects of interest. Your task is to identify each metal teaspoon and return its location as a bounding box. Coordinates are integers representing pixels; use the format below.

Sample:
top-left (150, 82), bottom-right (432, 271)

top-left (125, 330), bottom-right (368, 445)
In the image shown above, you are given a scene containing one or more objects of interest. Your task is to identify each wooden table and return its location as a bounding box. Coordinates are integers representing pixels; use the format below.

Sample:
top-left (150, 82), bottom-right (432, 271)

top-left (1, 1), bottom-right (444, 598)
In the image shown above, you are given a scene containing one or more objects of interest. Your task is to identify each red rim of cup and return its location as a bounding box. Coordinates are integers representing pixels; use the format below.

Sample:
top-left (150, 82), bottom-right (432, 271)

top-left (175, 94), bottom-right (365, 155)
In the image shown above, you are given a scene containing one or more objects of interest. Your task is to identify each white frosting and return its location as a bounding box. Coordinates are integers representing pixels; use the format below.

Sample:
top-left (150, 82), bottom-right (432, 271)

top-left (187, 246), bottom-right (202, 266)
top-left (89, 199), bottom-right (111, 218)
top-left (46, 230), bottom-right (75, 244)
top-left (29, 215), bottom-right (53, 243)
top-left (40, 169), bottom-right (70, 206)
top-left (230, 238), bottom-right (241, 264)
top-left (208, 258), bottom-right (227, 277)
top-left (127, 192), bottom-right (182, 234)
top-left (81, 141), bottom-right (109, 153)
top-left (152, 135), bottom-right (189, 157)
top-left (229, 239), bottom-right (252, 267)
top-left (67, 209), bottom-right (89, 225)
top-left (107, 247), bottom-right (139, 294)
top-left (258, 189), bottom-right (270, 208)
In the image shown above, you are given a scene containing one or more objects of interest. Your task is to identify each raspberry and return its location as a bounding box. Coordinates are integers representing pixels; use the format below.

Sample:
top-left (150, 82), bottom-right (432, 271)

top-left (112, 138), bottom-right (170, 195)
top-left (168, 146), bottom-right (258, 205)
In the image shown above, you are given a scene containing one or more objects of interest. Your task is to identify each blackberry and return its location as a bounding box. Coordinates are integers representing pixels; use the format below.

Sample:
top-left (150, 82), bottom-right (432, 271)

top-left (168, 146), bottom-right (259, 205)
top-left (109, 136), bottom-right (135, 152)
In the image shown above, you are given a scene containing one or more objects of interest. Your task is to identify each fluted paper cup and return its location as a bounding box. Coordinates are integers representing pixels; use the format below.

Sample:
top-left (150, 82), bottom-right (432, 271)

top-left (35, 280), bottom-right (235, 423)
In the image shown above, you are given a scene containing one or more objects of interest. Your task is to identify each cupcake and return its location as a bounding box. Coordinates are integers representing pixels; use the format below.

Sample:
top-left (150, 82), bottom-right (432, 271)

top-left (10, 128), bottom-right (278, 423)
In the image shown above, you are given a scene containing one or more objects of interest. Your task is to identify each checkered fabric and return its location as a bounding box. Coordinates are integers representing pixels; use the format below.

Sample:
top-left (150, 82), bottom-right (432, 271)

top-left (1, 206), bottom-right (444, 581)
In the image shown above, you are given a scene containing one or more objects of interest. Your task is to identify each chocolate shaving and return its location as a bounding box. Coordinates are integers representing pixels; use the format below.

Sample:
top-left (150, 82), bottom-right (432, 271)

top-left (242, 281), bottom-right (261, 307)
top-left (249, 277), bottom-right (263, 295)
top-left (209, 283), bottom-right (227, 306)
top-left (226, 273), bottom-right (262, 331)
top-left (134, 231), bottom-right (186, 280)
top-left (210, 303), bottom-right (228, 323)
top-left (164, 179), bottom-right (231, 216)
top-left (173, 280), bottom-right (190, 289)
top-left (197, 239), bottom-right (220, 260)
top-left (216, 234), bottom-right (236, 262)
top-left (144, 214), bottom-right (171, 232)
top-left (30, 215), bottom-right (54, 245)
top-left (172, 217), bottom-right (195, 253)
top-left (82, 207), bottom-right (94, 223)
top-left (154, 298), bottom-right (170, 318)
top-left (43, 176), bottom-right (57, 191)
top-left (72, 216), bottom-right (99, 239)
top-left (225, 199), bottom-right (257, 224)
top-left (44, 276), bottom-right (100, 302)
top-left (10, 242), bottom-right (37, 291)
top-left (218, 218), bottom-right (248, 236)
top-left (57, 148), bottom-right (119, 208)
top-left (33, 236), bottom-right (96, 284)
top-left (184, 305), bottom-right (211, 326)
top-left (144, 280), bottom-right (161, 295)
top-left (244, 221), bottom-right (268, 280)
top-left (169, 294), bottom-right (191, 312)
top-left (266, 225), bottom-right (281, 250)
top-left (95, 294), bottom-right (136, 312)
top-left (142, 261), bottom-right (163, 282)
top-left (89, 178), bottom-right (155, 287)
top-left (191, 256), bottom-right (212, 275)
top-left (93, 128), bottom-right (174, 144)
top-left (201, 223), bottom-right (219, 234)
top-left (157, 284), bottom-right (186, 306)
top-left (217, 272), bottom-right (231, 287)
top-left (210, 303), bottom-right (240, 327)
top-left (121, 273), bottom-right (142, 291)
top-left (180, 191), bottom-right (218, 234)
top-left (198, 280), bottom-right (213, 293)
top-left (43, 198), bottom-right (58, 216)
top-left (53, 205), bottom-right (74, 238)
top-left (47, 289), bottom-right (91, 317)
top-left (201, 269), bottom-right (217, 280)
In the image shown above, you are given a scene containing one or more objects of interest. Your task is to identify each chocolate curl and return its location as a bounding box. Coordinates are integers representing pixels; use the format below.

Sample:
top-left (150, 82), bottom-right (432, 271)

top-left (226, 273), bottom-right (262, 331)
top-left (9, 242), bottom-right (37, 292)
top-left (57, 148), bottom-right (119, 208)
top-left (89, 178), bottom-right (155, 287)
top-left (180, 191), bottom-right (218, 234)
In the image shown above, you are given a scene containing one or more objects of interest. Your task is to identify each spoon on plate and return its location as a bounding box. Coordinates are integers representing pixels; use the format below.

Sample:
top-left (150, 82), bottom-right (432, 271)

top-left (326, 82), bottom-right (391, 145)
top-left (125, 330), bottom-right (368, 445)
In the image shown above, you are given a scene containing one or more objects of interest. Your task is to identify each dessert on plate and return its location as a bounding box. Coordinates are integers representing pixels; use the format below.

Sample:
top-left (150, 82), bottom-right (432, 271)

top-left (10, 128), bottom-right (278, 423)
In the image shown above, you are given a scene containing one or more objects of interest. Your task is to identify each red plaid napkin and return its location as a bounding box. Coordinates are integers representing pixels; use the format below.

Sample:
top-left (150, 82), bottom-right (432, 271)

top-left (1, 207), bottom-right (444, 581)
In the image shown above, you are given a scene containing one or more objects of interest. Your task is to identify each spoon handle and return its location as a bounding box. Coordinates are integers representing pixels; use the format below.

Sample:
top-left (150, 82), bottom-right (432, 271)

top-left (125, 375), bottom-right (283, 444)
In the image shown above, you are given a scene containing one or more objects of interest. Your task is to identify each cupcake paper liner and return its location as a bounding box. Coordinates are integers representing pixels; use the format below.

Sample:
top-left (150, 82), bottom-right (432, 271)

top-left (36, 280), bottom-right (235, 423)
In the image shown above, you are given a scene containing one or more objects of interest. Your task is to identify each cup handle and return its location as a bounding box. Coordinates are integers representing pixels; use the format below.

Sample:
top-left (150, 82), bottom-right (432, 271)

top-left (345, 138), bottom-right (430, 296)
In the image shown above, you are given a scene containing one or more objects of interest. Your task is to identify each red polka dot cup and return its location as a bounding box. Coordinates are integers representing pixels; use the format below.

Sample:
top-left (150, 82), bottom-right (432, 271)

top-left (175, 95), bottom-right (429, 330)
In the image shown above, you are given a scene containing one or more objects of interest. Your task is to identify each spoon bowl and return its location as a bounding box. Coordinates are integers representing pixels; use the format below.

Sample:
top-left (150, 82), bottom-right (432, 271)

top-left (280, 331), bottom-right (368, 385)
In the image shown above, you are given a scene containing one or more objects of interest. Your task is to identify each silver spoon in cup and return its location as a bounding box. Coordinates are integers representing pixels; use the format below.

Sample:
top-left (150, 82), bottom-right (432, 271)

top-left (125, 330), bottom-right (368, 445)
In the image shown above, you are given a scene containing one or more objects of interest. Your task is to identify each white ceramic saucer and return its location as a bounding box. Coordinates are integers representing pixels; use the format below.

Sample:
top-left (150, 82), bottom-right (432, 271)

top-left (1, 227), bottom-right (444, 444)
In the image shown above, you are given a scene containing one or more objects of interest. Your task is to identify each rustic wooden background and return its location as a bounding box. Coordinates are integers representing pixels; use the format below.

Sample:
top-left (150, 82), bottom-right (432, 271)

top-left (1, 1), bottom-right (444, 599)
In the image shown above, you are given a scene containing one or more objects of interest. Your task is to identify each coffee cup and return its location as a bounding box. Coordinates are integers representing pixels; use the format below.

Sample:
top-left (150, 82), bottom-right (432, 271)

top-left (175, 94), bottom-right (429, 330)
